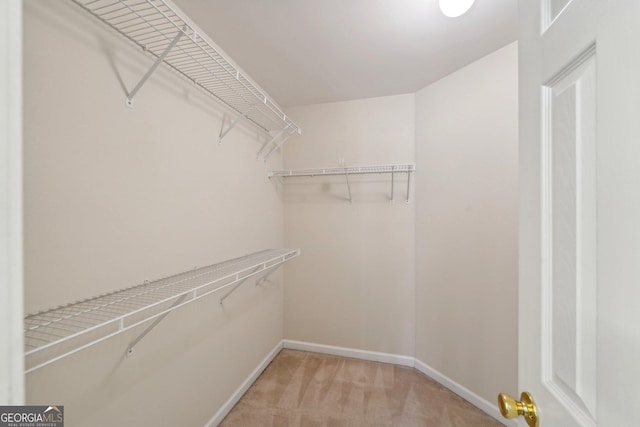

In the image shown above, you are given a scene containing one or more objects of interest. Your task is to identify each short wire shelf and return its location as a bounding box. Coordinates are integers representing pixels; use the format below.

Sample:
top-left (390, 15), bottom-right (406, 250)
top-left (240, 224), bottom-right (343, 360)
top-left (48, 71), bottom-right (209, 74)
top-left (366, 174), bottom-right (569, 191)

top-left (71, 0), bottom-right (300, 156)
top-left (268, 164), bottom-right (415, 178)
top-left (268, 164), bottom-right (415, 202)
top-left (24, 248), bottom-right (300, 374)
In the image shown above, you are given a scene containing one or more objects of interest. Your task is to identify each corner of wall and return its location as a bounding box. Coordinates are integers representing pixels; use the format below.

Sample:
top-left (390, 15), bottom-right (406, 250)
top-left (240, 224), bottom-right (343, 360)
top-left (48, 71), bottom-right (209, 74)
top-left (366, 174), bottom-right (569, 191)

top-left (413, 42), bottom-right (519, 404)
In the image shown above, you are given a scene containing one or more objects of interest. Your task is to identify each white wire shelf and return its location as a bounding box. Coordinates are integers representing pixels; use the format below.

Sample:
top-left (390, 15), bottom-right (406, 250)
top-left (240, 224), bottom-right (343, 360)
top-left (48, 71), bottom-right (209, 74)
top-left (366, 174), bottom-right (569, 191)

top-left (24, 248), bottom-right (300, 374)
top-left (72, 0), bottom-right (300, 157)
top-left (268, 164), bottom-right (415, 202)
top-left (268, 164), bottom-right (415, 178)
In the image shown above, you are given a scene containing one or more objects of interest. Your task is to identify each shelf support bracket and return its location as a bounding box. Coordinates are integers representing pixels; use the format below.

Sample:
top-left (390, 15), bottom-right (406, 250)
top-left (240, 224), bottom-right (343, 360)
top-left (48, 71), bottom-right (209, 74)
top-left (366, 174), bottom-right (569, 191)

top-left (406, 171), bottom-right (412, 203)
top-left (263, 128), bottom-right (297, 162)
top-left (126, 28), bottom-right (184, 108)
top-left (219, 265), bottom-right (263, 305)
top-left (256, 125), bottom-right (290, 159)
top-left (390, 166), bottom-right (395, 203)
top-left (344, 168), bottom-right (353, 203)
top-left (255, 262), bottom-right (284, 286)
top-left (126, 293), bottom-right (188, 356)
top-left (220, 259), bottom-right (287, 304)
top-left (219, 106), bottom-right (255, 144)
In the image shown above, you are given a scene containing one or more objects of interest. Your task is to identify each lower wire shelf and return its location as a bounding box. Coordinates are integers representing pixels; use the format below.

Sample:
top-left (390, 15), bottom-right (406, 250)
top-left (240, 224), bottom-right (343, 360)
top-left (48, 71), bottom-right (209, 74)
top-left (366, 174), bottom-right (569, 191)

top-left (24, 248), bottom-right (300, 374)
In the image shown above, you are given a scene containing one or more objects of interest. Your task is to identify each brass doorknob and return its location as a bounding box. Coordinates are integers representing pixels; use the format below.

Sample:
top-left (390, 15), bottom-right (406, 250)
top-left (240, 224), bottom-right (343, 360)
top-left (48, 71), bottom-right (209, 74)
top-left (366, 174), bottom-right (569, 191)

top-left (498, 392), bottom-right (539, 427)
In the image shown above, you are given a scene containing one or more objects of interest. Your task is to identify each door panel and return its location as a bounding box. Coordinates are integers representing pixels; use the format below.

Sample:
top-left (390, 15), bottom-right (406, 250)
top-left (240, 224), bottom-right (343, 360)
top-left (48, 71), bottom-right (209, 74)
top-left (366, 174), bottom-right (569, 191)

top-left (542, 49), bottom-right (597, 425)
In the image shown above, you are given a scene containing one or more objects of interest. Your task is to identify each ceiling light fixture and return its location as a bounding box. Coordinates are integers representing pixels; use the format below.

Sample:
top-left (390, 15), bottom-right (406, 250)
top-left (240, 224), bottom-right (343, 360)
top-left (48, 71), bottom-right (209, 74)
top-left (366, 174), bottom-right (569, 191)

top-left (439, 0), bottom-right (475, 18)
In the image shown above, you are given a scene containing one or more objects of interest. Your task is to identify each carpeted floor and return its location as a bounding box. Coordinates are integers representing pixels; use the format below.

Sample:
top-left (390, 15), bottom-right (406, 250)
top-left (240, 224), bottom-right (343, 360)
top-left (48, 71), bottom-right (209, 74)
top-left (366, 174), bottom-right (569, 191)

top-left (220, 349), bottom-right (505, 426)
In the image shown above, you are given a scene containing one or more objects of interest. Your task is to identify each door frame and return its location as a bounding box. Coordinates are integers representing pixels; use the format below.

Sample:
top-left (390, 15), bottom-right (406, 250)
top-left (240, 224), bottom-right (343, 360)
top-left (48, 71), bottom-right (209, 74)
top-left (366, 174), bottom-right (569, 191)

top-left (0, 0), bottom-right (25, 405)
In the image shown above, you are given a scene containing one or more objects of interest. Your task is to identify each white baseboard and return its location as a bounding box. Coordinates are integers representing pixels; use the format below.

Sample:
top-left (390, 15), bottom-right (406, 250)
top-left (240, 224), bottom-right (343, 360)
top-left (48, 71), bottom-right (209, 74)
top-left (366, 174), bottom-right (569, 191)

top-left (282, 339), bottom-right (415, 367)
top-left (413, 359), bottom-right (516, 427)
top-left (205, 339), bottom-right (514, 427)
top-left (204, 340), bottom-right (283, 427)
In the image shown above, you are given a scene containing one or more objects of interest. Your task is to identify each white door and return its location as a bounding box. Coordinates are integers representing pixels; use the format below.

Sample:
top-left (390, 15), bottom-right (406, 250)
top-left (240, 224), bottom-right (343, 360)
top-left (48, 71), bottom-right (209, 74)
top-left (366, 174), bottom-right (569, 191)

top-left (514, 0), bottom-right (640, 426)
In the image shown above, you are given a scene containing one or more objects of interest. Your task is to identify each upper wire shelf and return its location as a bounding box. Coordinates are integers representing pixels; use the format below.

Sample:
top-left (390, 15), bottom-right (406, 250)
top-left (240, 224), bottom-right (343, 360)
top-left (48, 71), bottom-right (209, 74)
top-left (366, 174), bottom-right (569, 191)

top-left (72, 0), bottom-right (300, 158)
top-left (24, 248), bottom-right (300, 374)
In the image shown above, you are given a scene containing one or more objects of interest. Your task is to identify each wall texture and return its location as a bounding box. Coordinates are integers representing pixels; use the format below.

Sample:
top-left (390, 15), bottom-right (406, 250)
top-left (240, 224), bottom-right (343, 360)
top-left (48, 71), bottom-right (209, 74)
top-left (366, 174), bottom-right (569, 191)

top-left (283, 95), bottom-right (416, 357)
top-left (24, 1), bottom-right (285, 425)
top-left (414, 42), bottom-right (519, 403)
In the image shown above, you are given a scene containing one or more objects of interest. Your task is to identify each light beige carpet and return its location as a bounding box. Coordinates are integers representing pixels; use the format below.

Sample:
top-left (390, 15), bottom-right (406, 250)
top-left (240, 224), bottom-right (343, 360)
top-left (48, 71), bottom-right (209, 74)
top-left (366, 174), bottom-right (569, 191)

top-left (220, 349), bottom-right (505, 426)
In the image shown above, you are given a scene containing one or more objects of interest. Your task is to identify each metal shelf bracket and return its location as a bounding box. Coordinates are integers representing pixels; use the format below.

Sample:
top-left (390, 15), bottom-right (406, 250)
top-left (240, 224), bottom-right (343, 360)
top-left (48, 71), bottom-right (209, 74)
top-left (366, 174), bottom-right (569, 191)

top-left (256, 125), bottom-right (290, 159)
top-left (219, 106), bottom-right (256, 144)
top-left (127, 293), bottom-right (187, 356)
top-left (263, 128), bottom-right (297, 162)
top-left (390, 166), bottom-right (412, 203)
top-left (219, 257), bottom-right (288, 304)
top-left (390, 166), bottom-right (395, 202)
top-left (255, 264), bottom-right (281, 286)
top-left (126, 27), bottom-right (185, 108)
top-left (219, 265), bottom-right (262, 305)
top-left (344, 168), bottom-right (353, 203)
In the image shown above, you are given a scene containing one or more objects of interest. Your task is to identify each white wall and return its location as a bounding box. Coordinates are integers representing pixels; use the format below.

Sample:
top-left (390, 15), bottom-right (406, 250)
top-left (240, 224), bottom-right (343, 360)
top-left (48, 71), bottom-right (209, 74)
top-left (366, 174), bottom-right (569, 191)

top-left (414, 42), bottom-right (519, 403)
top-left (24, 1), bottom-right (283, 425)
top-left (282, 43), bottom-right (518, 406)
top-left (283, 95), bottom-right (415, 356)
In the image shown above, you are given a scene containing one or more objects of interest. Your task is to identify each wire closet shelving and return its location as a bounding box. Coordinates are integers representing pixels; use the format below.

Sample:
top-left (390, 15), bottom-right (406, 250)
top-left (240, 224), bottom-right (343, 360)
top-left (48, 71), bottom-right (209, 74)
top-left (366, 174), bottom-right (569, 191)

top-left (24, 248), bottom-right (300, 374)
top-left (72, 0), bottom-right (300, 160)
top-left (268, 164), bottom-right (416, 202)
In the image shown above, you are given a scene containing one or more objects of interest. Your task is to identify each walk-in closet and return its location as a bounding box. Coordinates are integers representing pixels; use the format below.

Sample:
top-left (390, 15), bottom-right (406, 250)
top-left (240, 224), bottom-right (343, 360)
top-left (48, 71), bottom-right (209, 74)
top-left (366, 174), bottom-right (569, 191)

top-left (9, 0), bottom-right (525, 425)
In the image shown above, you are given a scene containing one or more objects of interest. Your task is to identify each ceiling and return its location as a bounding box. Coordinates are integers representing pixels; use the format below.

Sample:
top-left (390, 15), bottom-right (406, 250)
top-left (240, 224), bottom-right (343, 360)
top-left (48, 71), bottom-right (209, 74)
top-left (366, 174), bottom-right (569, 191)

top-left (172, 0), bottom-right (518, 107)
